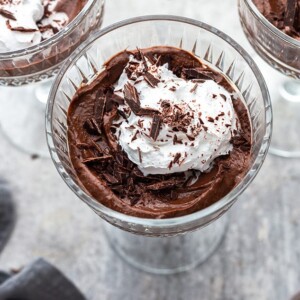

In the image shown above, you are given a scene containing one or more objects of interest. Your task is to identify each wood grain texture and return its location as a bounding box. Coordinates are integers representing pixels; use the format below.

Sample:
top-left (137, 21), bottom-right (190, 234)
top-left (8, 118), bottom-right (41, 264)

top-left (1, 1), bottom-right (300, 299)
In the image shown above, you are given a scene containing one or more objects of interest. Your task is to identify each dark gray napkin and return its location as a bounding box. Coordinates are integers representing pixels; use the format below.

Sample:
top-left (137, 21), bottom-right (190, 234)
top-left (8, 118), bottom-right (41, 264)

top-left (0, 181), bottom-right (15, 252)
top-left (0, 258), bottom-right (85, 300)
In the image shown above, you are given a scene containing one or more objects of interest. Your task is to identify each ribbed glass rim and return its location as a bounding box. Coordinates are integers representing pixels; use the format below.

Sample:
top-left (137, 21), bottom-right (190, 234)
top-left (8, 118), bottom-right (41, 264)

top-left (0, 0), bottom-right (103, 59)
top-left (242, 0), bottom-right (300, 47)
top-left (46, 15), bottom-right (272, 228)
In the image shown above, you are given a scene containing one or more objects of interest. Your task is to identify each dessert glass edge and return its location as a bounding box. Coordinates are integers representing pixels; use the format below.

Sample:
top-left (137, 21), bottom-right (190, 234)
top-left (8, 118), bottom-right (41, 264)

top-left (46, 15), bottom-right (272, 235)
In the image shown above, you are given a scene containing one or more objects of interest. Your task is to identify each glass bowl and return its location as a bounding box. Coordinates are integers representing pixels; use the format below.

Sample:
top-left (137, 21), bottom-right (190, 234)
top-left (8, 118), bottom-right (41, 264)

top-left (239, 0), bottom-right (300, 157)
top-left (0, 0), bottom-right (105, 157)
top-left (46, 15), bottom-right (272, 273)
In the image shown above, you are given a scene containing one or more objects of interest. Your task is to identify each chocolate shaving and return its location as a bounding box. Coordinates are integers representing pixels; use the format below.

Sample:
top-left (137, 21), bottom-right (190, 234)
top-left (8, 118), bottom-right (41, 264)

top-left (106, 91), bottom-right (124, 111)
top-left (186, 134), bottom-right (195, 141)
top-left (38, 24), bottom-right (53, 32)
top-left (173, 134), bottom-right (183, 144)
top-left (110, 93), bottom-right (124, 105)
top-left (150, 114), bottom-right (162, 141)
top-left (137, 119), bottom-right (144, 128)
top-left (146, 179), bottom-right (183, 191)
top-left (84, 118), bottom-right (102, 135)
top-left (182, 68), bottom-right (214, 80)
top-left (117, 109), bottom-right (127, 120)
top-left (160, 100), bottom-right (171, 111)
top-left (0, 8), bottom-right (16, 20)
top-left (207, 116), bottom-right (214, 122)
top-left (137, 48), bottom-right (149, 71)
top-left (123, 83), bottom-right (141, 114)
top-left (10, 26), bottom-right (37, 32)
top-left (178, 157), bottom-right (186, 166)
top-left (115, 152), bottom-right (124, 166)
top-left (154, 55), bottom-right (162, 66)
top-left (190, 83), bottom-right (198, 93)
top-left (146, 54), bottom-right (157, 65)
top-left (220, 94), bottom-right (227, 101)
top-left (131, 130), bottom-right (139, 142)
top-left (102, 172), bottom-right (119, 184)
top-left (82, 155), bottom-right (112, 164)
top-left (191, 79), bottom-right (206, 84)
top-left (230, 135), bottom-right (251, 151)
top-left (144, 72), bottom-right (160, 87)
top-left (138, 107), bottom-right (160, 116)
top-left (91, 140), bottom-right (105, 155)
top-left (137, 147), bottom-right (142, 163)
top-left (174, 110), bottom-right (180, 122)
top-left (76, 143), bottom-right (90, 149)
top-left (173, 153), bottom-right (181, 164)
top-left (130, 195), bottom-right (140, 206)
top-left (5, 19), bottom-right (10, 29)
top-left (110, 185), bottom-right (123, 193)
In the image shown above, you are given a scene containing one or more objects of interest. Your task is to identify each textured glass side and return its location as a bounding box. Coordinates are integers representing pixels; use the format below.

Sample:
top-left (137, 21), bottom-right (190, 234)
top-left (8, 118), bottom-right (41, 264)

top-left (47, 18), bottom-right (271, 236)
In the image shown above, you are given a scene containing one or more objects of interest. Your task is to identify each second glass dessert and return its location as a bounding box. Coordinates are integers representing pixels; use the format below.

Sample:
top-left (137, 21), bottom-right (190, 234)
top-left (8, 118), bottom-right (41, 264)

top-left (0, 0), bottom-right (105, 156)
top-left (239, 0), bottom-right (300, 157)
top-left (47, 16), bottom-right (272, 274)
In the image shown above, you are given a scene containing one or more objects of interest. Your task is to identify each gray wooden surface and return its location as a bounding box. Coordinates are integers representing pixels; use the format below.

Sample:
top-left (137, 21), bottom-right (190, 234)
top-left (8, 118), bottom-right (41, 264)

top-left (1, 1), bottom-right (300, 299)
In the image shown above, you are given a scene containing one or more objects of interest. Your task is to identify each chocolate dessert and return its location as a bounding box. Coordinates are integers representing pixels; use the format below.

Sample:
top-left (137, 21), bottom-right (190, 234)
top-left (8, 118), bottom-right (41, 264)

top-left (0, 0), bottom-right (87, 52)
top-left (67, 46), bottom-right (252, 219)
top-left (0, 0), bottom-right (103, 84)
top-left (253, 0), bottom-right (300, 40)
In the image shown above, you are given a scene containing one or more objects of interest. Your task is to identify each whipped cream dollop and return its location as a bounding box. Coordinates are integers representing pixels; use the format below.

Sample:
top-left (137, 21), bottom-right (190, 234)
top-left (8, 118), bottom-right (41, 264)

top-left (113, 55), bottom-right (239, 176)
top-left (0, 0), bottom-right (68, 52)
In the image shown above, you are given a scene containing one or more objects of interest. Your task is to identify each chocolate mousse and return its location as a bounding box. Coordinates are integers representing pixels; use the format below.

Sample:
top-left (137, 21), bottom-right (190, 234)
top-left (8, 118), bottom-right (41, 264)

top-left (67, 46), bottom-right (252, 219)
top-left (0, 0), bottom-right (102, 84)
top-left (0, 0), bottom-right (87, 52)
top-left (253, 0), bottom-right (300, 40)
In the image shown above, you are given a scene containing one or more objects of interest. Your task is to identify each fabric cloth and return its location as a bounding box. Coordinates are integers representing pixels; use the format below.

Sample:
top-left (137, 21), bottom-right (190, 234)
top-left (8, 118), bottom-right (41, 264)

top-left (0, 258), bottom-right (85, 300)
top-left (0, 181), bottom-right (15, 253)
top-left (0, 181), bottom-right (85, 300)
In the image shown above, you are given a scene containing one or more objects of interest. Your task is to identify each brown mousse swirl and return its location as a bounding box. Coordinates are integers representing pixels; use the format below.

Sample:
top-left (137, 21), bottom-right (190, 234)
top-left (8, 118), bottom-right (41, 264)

top-left (67, 46), bottom-right (252, 219)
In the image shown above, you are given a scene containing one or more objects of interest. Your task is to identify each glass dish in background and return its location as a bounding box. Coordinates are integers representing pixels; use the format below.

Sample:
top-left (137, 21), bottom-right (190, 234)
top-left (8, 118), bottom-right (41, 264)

top-left (239, 0), bottom-right (300, 158)
top-left (0, 0), bottom-right (105, 157)
top-left (46, 16), bottom-right (272, 274)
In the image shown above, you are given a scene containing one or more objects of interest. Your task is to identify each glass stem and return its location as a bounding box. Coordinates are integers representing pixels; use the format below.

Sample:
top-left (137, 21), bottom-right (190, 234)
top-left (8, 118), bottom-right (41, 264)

top-left (0, 79), bottom-right (54, 157)
top-left (269, 79), bottom-right (300, 158)
top-left (103, 213), bottom-right (229, 274)
top-left (35, 79), bottom-right (54, 105)
top-left (279, 80), bottom-right (300, 103)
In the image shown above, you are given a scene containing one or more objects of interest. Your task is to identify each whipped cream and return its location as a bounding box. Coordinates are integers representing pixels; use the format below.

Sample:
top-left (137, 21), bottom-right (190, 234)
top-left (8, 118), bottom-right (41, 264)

top-left (113, 55), bottom-right (239, 176)
top-left (0, 0), bottom-right (68, 52)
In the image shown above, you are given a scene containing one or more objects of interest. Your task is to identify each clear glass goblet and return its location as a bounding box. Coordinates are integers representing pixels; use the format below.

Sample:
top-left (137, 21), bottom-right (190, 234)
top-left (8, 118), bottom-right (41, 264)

top-left (239, 0), bottom-right (300, 158)
top-left (46, 16), bottom-right (272, 274)
top-left (0, 0), bottom-right (105, 157)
